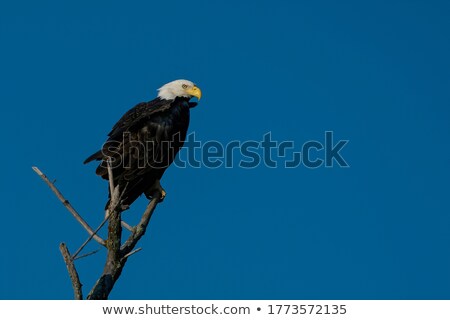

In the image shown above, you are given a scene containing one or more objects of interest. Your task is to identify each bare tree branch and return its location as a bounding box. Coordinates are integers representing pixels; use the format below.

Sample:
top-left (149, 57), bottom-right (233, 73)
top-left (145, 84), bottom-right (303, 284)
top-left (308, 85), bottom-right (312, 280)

top-left (121, 220), bottom-right (134, 232)
top-left (121, 247), bottom-right (142, 261)
top-left (35, 164), bottom-right (162, 300)
top-left (87, 161), bottom-right (124, 299)
top-left (73, 249), bottom-right (100, 260)
top-left (32, 166), bottom-right (106, 246)
top-left (87, 194), bottom-right (160, 300)
top-left (59, 243), bottom-right (83, 300)
top-left (121, 193), bottom-right (161, 255)
top-left (87, 185), bottom-right (123, 300)
top-left (107, 158), bottom-right (115, 199)
top-left (72, 216), bottom-right (109, 259)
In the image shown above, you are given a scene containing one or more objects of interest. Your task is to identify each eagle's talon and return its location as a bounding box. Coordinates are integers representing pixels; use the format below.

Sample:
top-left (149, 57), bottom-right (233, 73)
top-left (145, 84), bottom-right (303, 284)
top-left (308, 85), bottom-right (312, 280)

top-left (154, 187), bottom-right (166, 202)
top-left (145, 180), bottom-right (166, 203)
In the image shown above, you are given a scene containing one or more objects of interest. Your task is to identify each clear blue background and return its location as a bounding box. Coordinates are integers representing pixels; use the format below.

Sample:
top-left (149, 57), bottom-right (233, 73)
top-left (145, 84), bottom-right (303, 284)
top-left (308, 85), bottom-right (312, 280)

top-left (1, 0), bottom-right (449, 299)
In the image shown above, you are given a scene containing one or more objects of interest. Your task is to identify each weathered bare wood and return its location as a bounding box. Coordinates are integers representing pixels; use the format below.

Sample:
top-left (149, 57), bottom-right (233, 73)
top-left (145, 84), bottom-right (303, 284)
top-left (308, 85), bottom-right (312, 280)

top-left (121, 220), bottom-right (134, 232)
top-left (35, 164), bottom-right (161, 300)
top-left (72, 216), bottom-right (109, 259)
top-left (87, 194), bottom-right (160, 300)
top-left (107, 158), bottom-right (115, 200)
top-left (59, 243), bottom-right (83, 300)
top-left (87, 185), bottom-right (123, 300)
top-left (73, 249), bottom-right (100, 260)
top-left (121, 247), bottom-right (142, 261)
top-left (121, 193), bottom-right (161, 255)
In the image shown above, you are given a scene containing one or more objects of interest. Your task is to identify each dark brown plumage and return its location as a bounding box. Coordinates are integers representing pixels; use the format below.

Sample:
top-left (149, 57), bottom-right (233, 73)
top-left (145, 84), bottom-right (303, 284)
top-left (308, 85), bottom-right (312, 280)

top-left (84, 96), bottom-right (197, 208)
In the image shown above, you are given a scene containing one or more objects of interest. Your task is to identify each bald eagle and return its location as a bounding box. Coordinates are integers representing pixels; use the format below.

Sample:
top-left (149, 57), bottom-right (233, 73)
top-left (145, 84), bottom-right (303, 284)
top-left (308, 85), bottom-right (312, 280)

top-left (84, 79), bottom-right (201, 208)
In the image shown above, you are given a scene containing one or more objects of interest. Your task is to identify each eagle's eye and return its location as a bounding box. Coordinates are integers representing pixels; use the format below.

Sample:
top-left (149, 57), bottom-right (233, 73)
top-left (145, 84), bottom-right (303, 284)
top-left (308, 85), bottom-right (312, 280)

top-left (182, 84), bottom-right (188, 89)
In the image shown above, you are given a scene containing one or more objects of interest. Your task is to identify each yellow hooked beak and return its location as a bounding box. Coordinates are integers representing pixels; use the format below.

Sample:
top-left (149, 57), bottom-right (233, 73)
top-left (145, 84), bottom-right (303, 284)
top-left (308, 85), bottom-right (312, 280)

top-left (185, 85), bottom-right (202, 100)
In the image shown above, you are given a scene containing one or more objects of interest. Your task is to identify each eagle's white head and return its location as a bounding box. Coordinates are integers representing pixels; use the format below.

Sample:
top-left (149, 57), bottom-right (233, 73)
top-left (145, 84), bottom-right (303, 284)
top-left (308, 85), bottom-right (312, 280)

top-left (157, 79), bottom-right (202, 101)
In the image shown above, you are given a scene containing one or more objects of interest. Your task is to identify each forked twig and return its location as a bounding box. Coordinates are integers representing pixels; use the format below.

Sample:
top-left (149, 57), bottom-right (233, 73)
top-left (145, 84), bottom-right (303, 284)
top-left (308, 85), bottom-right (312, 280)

top-left (72, 216), bottom-right (109, 259)
top-left (88, 194), bottom-right (160, 299)
top-left (34, 164), bottom-right (161, 300)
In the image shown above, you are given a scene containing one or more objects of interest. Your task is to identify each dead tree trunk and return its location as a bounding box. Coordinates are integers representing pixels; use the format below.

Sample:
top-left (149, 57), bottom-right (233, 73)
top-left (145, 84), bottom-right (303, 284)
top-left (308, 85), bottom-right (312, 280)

top-left (32, 166), bottom-right (160, 300)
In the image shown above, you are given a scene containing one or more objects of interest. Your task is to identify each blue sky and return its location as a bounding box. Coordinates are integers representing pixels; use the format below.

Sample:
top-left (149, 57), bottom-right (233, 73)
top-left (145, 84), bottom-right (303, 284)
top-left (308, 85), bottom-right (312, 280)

top-left (1, 0), bottom-right (449, 299)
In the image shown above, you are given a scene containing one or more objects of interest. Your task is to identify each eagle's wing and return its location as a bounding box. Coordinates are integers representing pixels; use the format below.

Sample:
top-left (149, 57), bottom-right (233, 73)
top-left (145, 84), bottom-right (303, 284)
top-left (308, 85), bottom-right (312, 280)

top-left (83, 98), bottom-right (171, 164)
top-left (89, 98), bottom-right (179, 181)
top-left (107, 99), bottom-right (172, 140)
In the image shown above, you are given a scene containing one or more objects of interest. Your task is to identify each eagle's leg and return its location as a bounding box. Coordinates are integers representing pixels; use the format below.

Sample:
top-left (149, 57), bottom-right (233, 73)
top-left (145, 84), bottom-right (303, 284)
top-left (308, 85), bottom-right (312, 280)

top-left (144, 179), bottom-right (166, 202)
